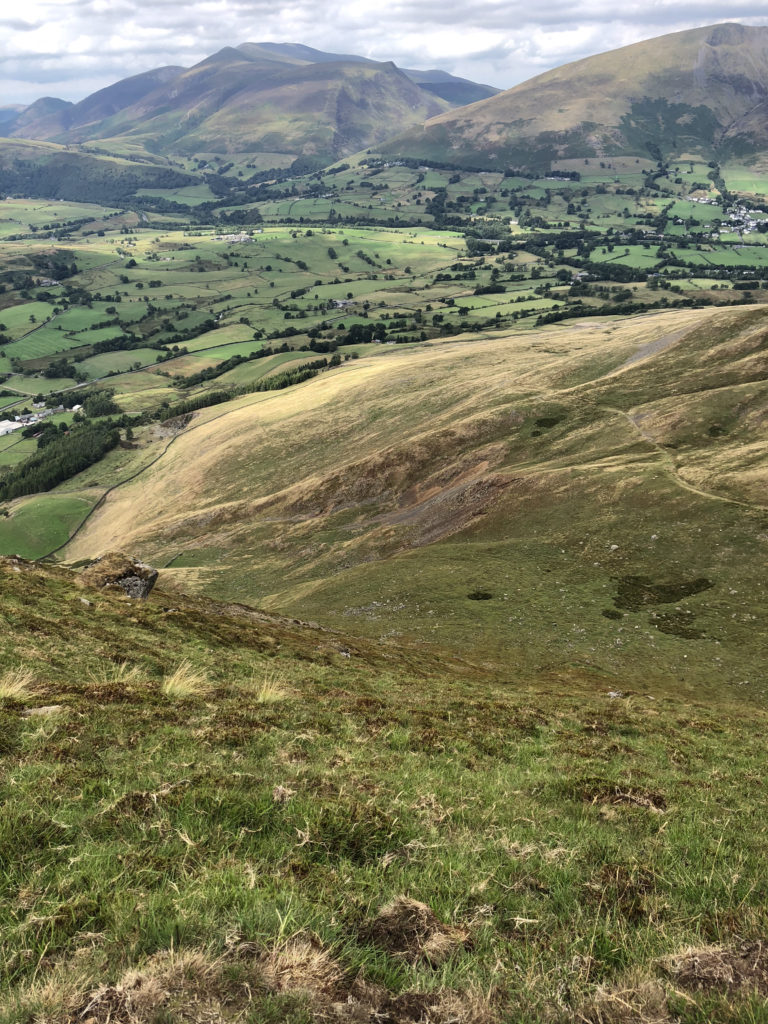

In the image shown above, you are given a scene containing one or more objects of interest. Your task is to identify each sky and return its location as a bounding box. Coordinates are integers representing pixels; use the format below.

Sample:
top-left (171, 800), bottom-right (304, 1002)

top-left (2, 0), bottom-right (768, 107)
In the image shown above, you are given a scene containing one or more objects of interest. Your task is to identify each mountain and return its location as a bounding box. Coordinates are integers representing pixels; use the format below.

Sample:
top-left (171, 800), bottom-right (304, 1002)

top-left (7, 44), bottom-right (495, 163)
top-left (8, 96), bottom-right (74, 140)
top-left (242, 43), bottom-right (500, 104)
top-left (382, 22), bottom-right (768, 170)
top-left (7, 69), bottom-right (183, 141)
top-left (398, 67), bottom-right (499, 106)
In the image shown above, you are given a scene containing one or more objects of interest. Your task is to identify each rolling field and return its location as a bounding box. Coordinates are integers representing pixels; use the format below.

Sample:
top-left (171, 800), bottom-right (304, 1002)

top-left (0, 493), bottom-right (94, 556)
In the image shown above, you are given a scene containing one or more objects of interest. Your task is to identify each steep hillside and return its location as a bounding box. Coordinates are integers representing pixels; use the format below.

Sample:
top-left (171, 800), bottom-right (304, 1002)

top-left (382, 22), bottom-right (768, 170)
top-left (55, 304), bottom-right (768, 696)
top-left (7, 68), bottom-right (183, 142)
top-left (8, 97), bottom-right (73, 141)
top-left (1, 555), bottom-right (767, 1023)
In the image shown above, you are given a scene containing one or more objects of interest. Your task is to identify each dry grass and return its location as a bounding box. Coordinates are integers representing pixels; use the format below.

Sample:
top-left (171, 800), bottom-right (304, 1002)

top-left (160, 660), bottom-right (211, 699)
top-left (365, 896), bottom-right (470, 965)
top-left (261, 937), bottom-right (345, 999)
top-left (18, 939), bottom-right (497, 1024)
top-left (244, 666), bottom-right (291, 703)
top-left (0, 665), bottom-right (35, 700)
top-left (87, 662), bottom-right (144, 690)
top-left (585, 978), bottom-right (672, 1024)
top-left (72, 948), bottom-right (256, 1024)
top-left (660, 941), bottom-right (768, 995)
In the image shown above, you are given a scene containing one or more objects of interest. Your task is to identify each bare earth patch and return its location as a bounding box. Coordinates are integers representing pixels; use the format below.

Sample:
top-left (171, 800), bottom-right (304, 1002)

top-left (660, 941), bottom-right (768, 995)
top-left (585, 942), bottom-right (768, 1023)
top-left (364, 896), bottom-right (470, 965)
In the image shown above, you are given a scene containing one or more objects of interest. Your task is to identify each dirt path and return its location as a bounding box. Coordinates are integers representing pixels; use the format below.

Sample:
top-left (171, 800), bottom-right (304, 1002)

top-left (600, 403), bottom-right (766, 511)
top-left (616, 327), bottom-right (690, 370)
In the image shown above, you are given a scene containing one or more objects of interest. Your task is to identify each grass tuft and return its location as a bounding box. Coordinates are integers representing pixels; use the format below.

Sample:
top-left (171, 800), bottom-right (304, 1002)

top-left (0, 666), bottom-right (35, 701)
top-left (87, 662), bottom-right (143, 690)
top-left (245, 666), bottom-right (291, 703)
top-left (160, 660), bottom-right (210, 699)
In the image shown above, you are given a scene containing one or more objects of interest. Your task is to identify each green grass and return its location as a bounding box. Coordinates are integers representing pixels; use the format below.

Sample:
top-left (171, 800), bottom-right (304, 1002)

top-left (77, 348), bottom-right (160, 378)
top-left (0, 558), bottom-right (766, 1023)
top-left (4, 376), bottom-right (78, 395)
top-left (0, 494), bottom-right (93, 557)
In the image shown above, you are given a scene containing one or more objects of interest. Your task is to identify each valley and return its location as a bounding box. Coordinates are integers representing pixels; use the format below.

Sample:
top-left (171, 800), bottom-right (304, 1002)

top-left (2, 22), bottom-right (768, 1024)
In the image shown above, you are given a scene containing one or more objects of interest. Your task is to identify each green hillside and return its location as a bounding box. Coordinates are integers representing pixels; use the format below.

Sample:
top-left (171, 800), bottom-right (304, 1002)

top-left (382, 22), bottom-right (768, 170)
top-left (0, 139), bottom-right (196, 204)
top-left (41, 303), bottom-right (766, 698)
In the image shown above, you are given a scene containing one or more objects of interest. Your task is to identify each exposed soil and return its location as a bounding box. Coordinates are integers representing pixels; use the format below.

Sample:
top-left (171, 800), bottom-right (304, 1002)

top-left (362, 896), bottom-right (470, 965)
top-left (661, 941), bottom-right (768, 995)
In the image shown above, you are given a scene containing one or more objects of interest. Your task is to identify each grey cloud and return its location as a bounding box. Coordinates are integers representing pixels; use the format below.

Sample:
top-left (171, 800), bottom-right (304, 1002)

top-left (3, 1), bottom-right (768, 105)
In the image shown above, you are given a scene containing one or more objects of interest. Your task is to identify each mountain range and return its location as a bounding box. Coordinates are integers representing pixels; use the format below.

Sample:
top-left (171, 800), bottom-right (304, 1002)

top-left (3, 43), bottom-right (498, 163)
top-left (5, 23), bottom-right (768, 177)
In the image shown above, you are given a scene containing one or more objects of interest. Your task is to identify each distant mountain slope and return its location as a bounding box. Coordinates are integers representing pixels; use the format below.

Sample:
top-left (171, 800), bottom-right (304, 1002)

top-left (382, 22), bottom-right (768, 170)
top-left (9, 97), bottom-right (73, 141)
top-left (0, 138), bottom-right (196, 203)
top-left (10, 68), bottom-right (183, 141)
top-left (8, 43), bottom-right (496, 162)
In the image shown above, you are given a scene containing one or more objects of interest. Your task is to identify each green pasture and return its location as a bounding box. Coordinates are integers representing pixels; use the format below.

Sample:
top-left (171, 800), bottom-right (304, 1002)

top-left (78, 348), bottom-right (160, 378)
top-left (135, 184), bottom-right (218, 206)
top-left (0, 493), bottom-right (94, 557)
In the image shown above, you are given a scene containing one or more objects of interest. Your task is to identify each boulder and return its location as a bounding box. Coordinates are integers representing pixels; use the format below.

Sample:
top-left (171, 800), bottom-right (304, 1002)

top-left (79, 551), bottom-right (159, 599)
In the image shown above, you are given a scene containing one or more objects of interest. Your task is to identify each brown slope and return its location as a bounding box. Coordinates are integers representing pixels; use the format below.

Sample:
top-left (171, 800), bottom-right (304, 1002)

top-left (381, 22), bottom-right (768, 170)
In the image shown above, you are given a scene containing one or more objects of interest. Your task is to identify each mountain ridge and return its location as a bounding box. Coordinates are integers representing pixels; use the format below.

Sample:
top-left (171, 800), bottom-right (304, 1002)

top-left (5, 43), bottom-right (498, 162)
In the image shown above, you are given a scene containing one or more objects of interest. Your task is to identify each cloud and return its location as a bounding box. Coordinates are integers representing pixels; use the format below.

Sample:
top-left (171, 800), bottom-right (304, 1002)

top-left (1, 0), bottom-right (768, 104)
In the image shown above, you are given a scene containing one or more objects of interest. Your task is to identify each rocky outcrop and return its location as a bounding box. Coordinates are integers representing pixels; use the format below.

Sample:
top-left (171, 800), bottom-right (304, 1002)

top-left (78, 551), bottom-right (158, 599)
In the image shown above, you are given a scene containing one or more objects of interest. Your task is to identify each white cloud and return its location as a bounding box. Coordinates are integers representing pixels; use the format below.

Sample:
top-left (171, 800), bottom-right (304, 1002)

top-left (1, 1), bottom-right (768, 104)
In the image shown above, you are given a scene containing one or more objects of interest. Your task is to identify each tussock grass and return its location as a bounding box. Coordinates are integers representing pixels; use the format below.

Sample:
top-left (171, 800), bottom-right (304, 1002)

top-left (2, 558), bottom-right (768, 1023)
top-left (0, 665), bottom-right (35, 700)
top-left (247, 666), bottom-right (291, 703)
top-left (87, 661), bottom-right (143, 690)
top-left (160, 659), bottom-right (211, 699)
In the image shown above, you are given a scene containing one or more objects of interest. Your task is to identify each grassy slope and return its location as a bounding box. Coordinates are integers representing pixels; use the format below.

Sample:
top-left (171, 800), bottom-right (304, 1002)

top-left (58, 305), bottom-right (768, 697)
top-left (1, 556), bottom-right (767, 1023)
top-left (55, 58), bottom-right (449, 161)
top-left (381, 23), bottom-right (768, 168)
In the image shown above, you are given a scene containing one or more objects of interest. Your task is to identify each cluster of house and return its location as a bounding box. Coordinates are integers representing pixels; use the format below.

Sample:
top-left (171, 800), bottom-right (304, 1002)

top-left (0, 402), bottom-right (75, 437)
top-left (723, 204), bottom-right (767, 236)
top-left (211, 231), bottom-right (262, 244)
top-left (687, 196), bottom-right (767, 236)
